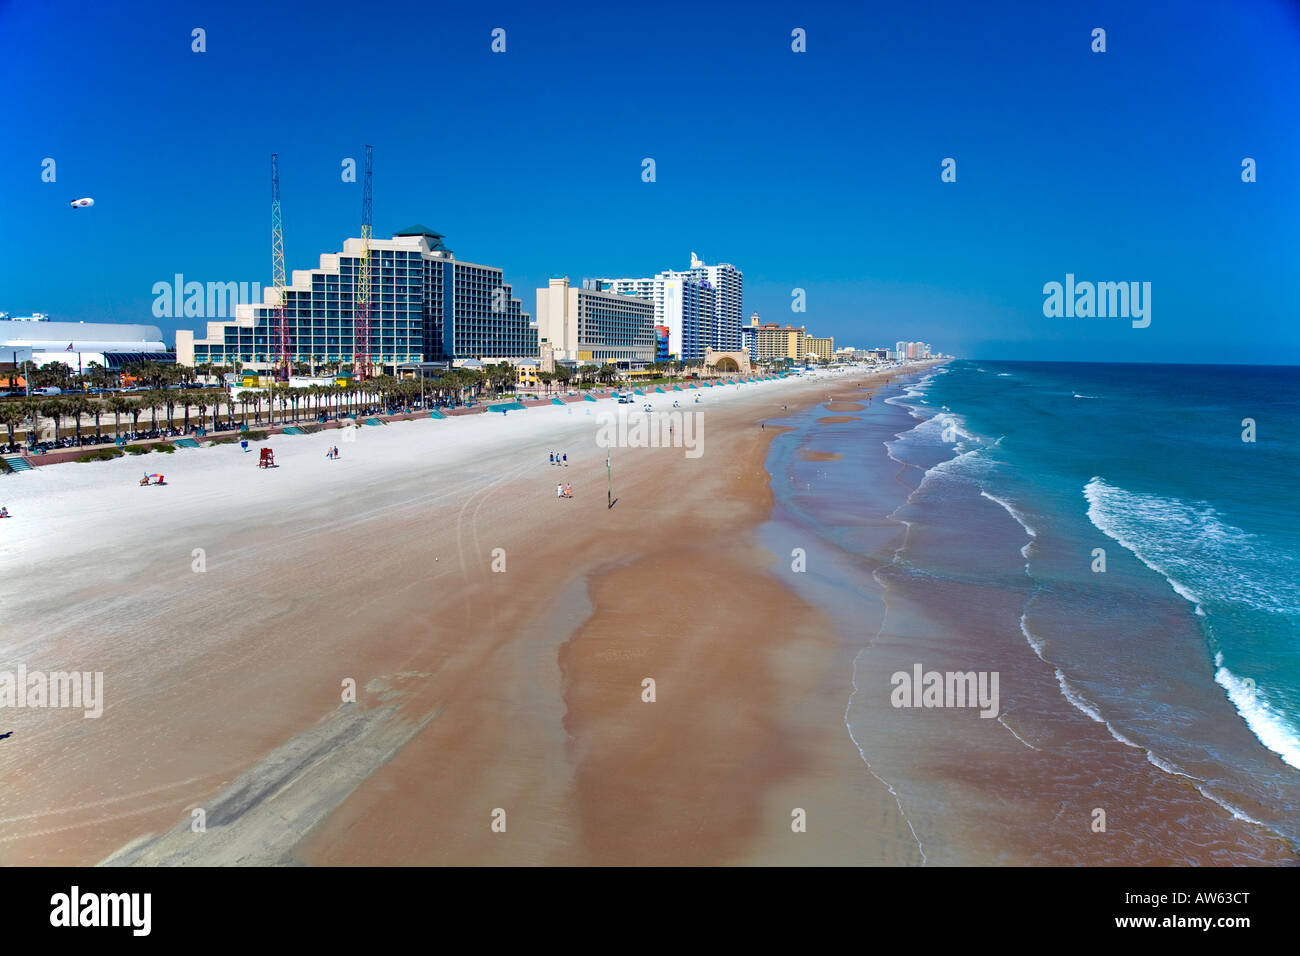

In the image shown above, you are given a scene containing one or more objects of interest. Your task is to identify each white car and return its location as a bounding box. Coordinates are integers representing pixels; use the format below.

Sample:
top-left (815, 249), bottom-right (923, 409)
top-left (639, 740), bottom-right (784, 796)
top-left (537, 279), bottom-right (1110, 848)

top-left (34, 386), bottom-right (63, 396)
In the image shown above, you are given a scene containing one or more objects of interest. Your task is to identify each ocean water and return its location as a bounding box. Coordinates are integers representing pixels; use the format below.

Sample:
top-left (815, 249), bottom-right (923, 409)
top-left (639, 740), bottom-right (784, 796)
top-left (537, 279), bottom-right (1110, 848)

top-left (763, 362), bottom-right (1300, 864)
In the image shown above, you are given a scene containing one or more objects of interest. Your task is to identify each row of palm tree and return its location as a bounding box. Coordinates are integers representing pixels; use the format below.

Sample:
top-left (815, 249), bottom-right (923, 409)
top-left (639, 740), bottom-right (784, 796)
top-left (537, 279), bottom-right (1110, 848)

top-left (1, 368), bottom-right (512, 447)
top-left (3, 351), bottom-right (730, 448)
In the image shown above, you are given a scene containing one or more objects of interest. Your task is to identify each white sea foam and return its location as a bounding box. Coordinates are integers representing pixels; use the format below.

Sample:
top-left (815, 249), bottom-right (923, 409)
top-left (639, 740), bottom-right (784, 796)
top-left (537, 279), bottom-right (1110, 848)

top-left (1083, 477), bottom-right (1300, 617)
top-left (1215, 666), bottom-right (1300, 770)
top-left (980, 491), bottom-right (1038, 559)
top-left (1016, 611), bottom-right (1272, 825)
top-left (1084, 476), bottom-right (1300, 777)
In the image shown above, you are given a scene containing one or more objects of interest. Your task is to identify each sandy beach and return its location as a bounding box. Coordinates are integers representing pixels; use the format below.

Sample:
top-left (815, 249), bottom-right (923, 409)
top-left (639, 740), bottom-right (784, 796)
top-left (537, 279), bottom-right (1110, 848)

top-left (0, 366), bottom-right (928, 865)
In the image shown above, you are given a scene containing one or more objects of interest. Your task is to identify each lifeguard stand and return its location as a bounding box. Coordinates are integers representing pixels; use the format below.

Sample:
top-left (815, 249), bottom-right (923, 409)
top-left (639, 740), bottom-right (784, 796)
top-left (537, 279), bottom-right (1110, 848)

top-left (258, 448), bottom-right (275, 468)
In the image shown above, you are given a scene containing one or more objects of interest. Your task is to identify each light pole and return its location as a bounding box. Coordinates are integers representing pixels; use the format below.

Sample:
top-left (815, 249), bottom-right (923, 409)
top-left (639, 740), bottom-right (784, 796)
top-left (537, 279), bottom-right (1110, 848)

top-left (606, 449), bottom-right (612, 510)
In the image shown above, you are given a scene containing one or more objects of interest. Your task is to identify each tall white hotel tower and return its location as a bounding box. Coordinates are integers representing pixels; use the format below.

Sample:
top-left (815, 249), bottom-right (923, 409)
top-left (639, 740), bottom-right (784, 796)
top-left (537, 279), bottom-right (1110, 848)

top-left (603, 253), bottom-right (743, 361)
top-left (681, 252), bottom-right (744, 352)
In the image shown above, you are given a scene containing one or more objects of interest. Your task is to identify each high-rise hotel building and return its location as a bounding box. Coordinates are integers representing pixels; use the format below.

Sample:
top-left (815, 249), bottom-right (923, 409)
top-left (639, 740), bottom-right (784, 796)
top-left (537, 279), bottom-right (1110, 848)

top-left (680, 253), bottom-right (743, 351)
top-left (601, 254), bottom-right (743, 362)
top-left (804, 336), bottom-right (834, 362)
top-left (535, 277), bottom-right (655, 365)
top-left (750, 316), bottom-right (807, 362)
top-left (602, 274), bottom-right (708, 362)
top-left (176, 226), bottom-right (535, 373)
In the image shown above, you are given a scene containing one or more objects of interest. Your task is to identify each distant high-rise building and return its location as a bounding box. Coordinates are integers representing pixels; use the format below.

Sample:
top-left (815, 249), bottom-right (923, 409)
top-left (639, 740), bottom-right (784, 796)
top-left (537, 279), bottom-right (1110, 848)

top-left (603, 274), bottom-right (708, 361)
top-left (679, 253), bottom-right (743, 351)
top-left (805, 336), bottom-right (834, 362)
top-left (749, 315), bottom-right (805, 362)
top-left (741, 311), bottom-right (761, 362)
top-left (604, 253), bottom-right (742, 358)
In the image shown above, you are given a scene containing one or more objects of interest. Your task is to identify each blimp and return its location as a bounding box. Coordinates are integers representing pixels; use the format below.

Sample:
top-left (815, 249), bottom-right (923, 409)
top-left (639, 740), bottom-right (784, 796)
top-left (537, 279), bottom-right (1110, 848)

top-left (70, 198), bottom-right (94, 208)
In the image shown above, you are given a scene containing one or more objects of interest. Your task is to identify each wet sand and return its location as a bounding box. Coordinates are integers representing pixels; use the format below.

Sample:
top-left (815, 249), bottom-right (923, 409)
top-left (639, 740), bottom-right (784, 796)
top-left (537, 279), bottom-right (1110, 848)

top-left (1, 368), bottom-right (929, 865)
top-left (798, 450), bottom-right (843, 462)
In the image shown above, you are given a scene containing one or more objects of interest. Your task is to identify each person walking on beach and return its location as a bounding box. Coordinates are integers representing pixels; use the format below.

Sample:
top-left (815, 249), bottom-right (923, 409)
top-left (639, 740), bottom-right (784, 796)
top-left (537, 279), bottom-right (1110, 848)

top-left (557, 482), bottom-right (563, 498)
top-left (564, 483), bottom-right (572, 498)
top-left (550, 453), bottom-right (555, 466)
top-left (562, 453), bottom-right (567, 467)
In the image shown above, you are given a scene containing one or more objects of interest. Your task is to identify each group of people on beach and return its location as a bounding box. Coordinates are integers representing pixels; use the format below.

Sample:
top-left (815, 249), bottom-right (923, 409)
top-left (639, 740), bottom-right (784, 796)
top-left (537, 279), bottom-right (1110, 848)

top-left (325, 445), bottom-right (341, 460)
top-left (549, 452), bottom-right (567, 467)
top-left (556, 483), bottom-right (573, 499)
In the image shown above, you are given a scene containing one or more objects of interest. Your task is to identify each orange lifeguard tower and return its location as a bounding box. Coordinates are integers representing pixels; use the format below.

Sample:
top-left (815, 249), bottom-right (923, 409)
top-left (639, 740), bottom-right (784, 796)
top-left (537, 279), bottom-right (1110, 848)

top-left (258, 448), bottom-right (275, 468)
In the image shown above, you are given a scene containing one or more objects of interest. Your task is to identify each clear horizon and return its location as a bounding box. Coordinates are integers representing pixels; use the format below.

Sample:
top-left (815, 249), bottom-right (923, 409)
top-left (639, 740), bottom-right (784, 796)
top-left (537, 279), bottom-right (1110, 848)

top-left (2, 0), bottom-right (1296, 364)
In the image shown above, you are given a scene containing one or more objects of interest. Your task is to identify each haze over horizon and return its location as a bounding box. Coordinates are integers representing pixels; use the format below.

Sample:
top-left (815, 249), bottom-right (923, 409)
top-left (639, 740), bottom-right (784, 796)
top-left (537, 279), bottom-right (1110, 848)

top-left (2, 0), bottom-right (1296, 364)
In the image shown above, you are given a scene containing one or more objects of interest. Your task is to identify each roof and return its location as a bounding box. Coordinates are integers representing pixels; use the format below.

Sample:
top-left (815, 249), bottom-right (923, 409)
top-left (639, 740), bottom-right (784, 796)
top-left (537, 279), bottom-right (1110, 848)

top-left (393, 224), bottom-right (444, 239)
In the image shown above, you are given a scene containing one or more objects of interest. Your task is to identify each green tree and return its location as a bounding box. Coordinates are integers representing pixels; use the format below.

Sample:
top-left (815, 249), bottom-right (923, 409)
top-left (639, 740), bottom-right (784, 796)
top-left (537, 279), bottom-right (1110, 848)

top-left (38, 398), bottom-right (64, 442)
top-left (105, 395), bottom-right (132, 439)
top-left (63, 395), bottom-right (92, 443)
top-left (0, 403), bottom-right (24, 448)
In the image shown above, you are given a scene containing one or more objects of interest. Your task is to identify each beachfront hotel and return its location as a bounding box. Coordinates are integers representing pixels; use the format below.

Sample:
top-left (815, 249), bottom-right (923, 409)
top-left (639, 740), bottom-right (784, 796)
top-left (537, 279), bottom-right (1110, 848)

top-left (805, 336), bottom-right (835, 363)
top-left (535, 277), bottom-right (655, 365)
top-left (750, 317), bottom-right (808, 363)
top-left (601, 254), bottom-right (744, 362)
top-left (601, 274), bottom-right (706, 361)
top-left (175, 226), bottom-right (535, 374)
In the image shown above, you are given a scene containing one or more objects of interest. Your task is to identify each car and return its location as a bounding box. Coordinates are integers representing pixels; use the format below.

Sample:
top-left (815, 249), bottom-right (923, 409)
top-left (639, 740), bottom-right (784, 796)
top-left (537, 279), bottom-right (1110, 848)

top-left (34, 386), bottom-right (62, 396)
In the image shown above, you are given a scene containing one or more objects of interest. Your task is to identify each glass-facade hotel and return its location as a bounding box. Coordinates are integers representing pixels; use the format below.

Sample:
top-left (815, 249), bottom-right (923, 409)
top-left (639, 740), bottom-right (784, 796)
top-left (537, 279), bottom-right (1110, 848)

top-left (176, 226), bottom-right (536, 372)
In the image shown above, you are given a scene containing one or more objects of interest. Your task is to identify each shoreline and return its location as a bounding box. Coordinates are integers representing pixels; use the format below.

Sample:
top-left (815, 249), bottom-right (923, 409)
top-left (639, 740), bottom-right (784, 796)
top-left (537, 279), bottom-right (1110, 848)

top-left (2, 364), bottom-right (936, 865)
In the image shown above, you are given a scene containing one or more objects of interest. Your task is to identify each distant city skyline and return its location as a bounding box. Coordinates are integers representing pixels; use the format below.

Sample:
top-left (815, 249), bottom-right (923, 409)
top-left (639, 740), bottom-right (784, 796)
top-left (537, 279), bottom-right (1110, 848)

top-left (2, 0), bottom-right (1297, 364)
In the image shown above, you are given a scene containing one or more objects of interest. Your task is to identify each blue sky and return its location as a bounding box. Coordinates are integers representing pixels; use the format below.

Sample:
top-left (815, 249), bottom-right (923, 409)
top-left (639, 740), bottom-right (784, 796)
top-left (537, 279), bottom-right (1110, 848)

top-left (1, 0), bottom-right (1297, 363)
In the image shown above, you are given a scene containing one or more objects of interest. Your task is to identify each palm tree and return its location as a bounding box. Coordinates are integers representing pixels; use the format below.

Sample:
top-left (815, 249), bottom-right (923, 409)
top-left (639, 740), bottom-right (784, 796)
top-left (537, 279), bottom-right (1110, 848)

top-left (123, 397), bottom-right (144, 436)
top-left (89, 397), bottom-right (104, 439)
top-left (141, 389), bottom-right (166, 432)
top-left (209, 388), bottom-right (226, 430)
top-left (0, 403), bottom-right (24, 448)
top-left (21, 398), bottom-right (43, 448)
top-left (236, 390), bottom-right (258, 426)
top-left (62, 395), bottom-right (91, 444)
top-left (38, 398), bottom-right (64, 442)
top-left (189, 391), bottom-right (208, 433)
top-left (105, 395), bottom-right (132, 439)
